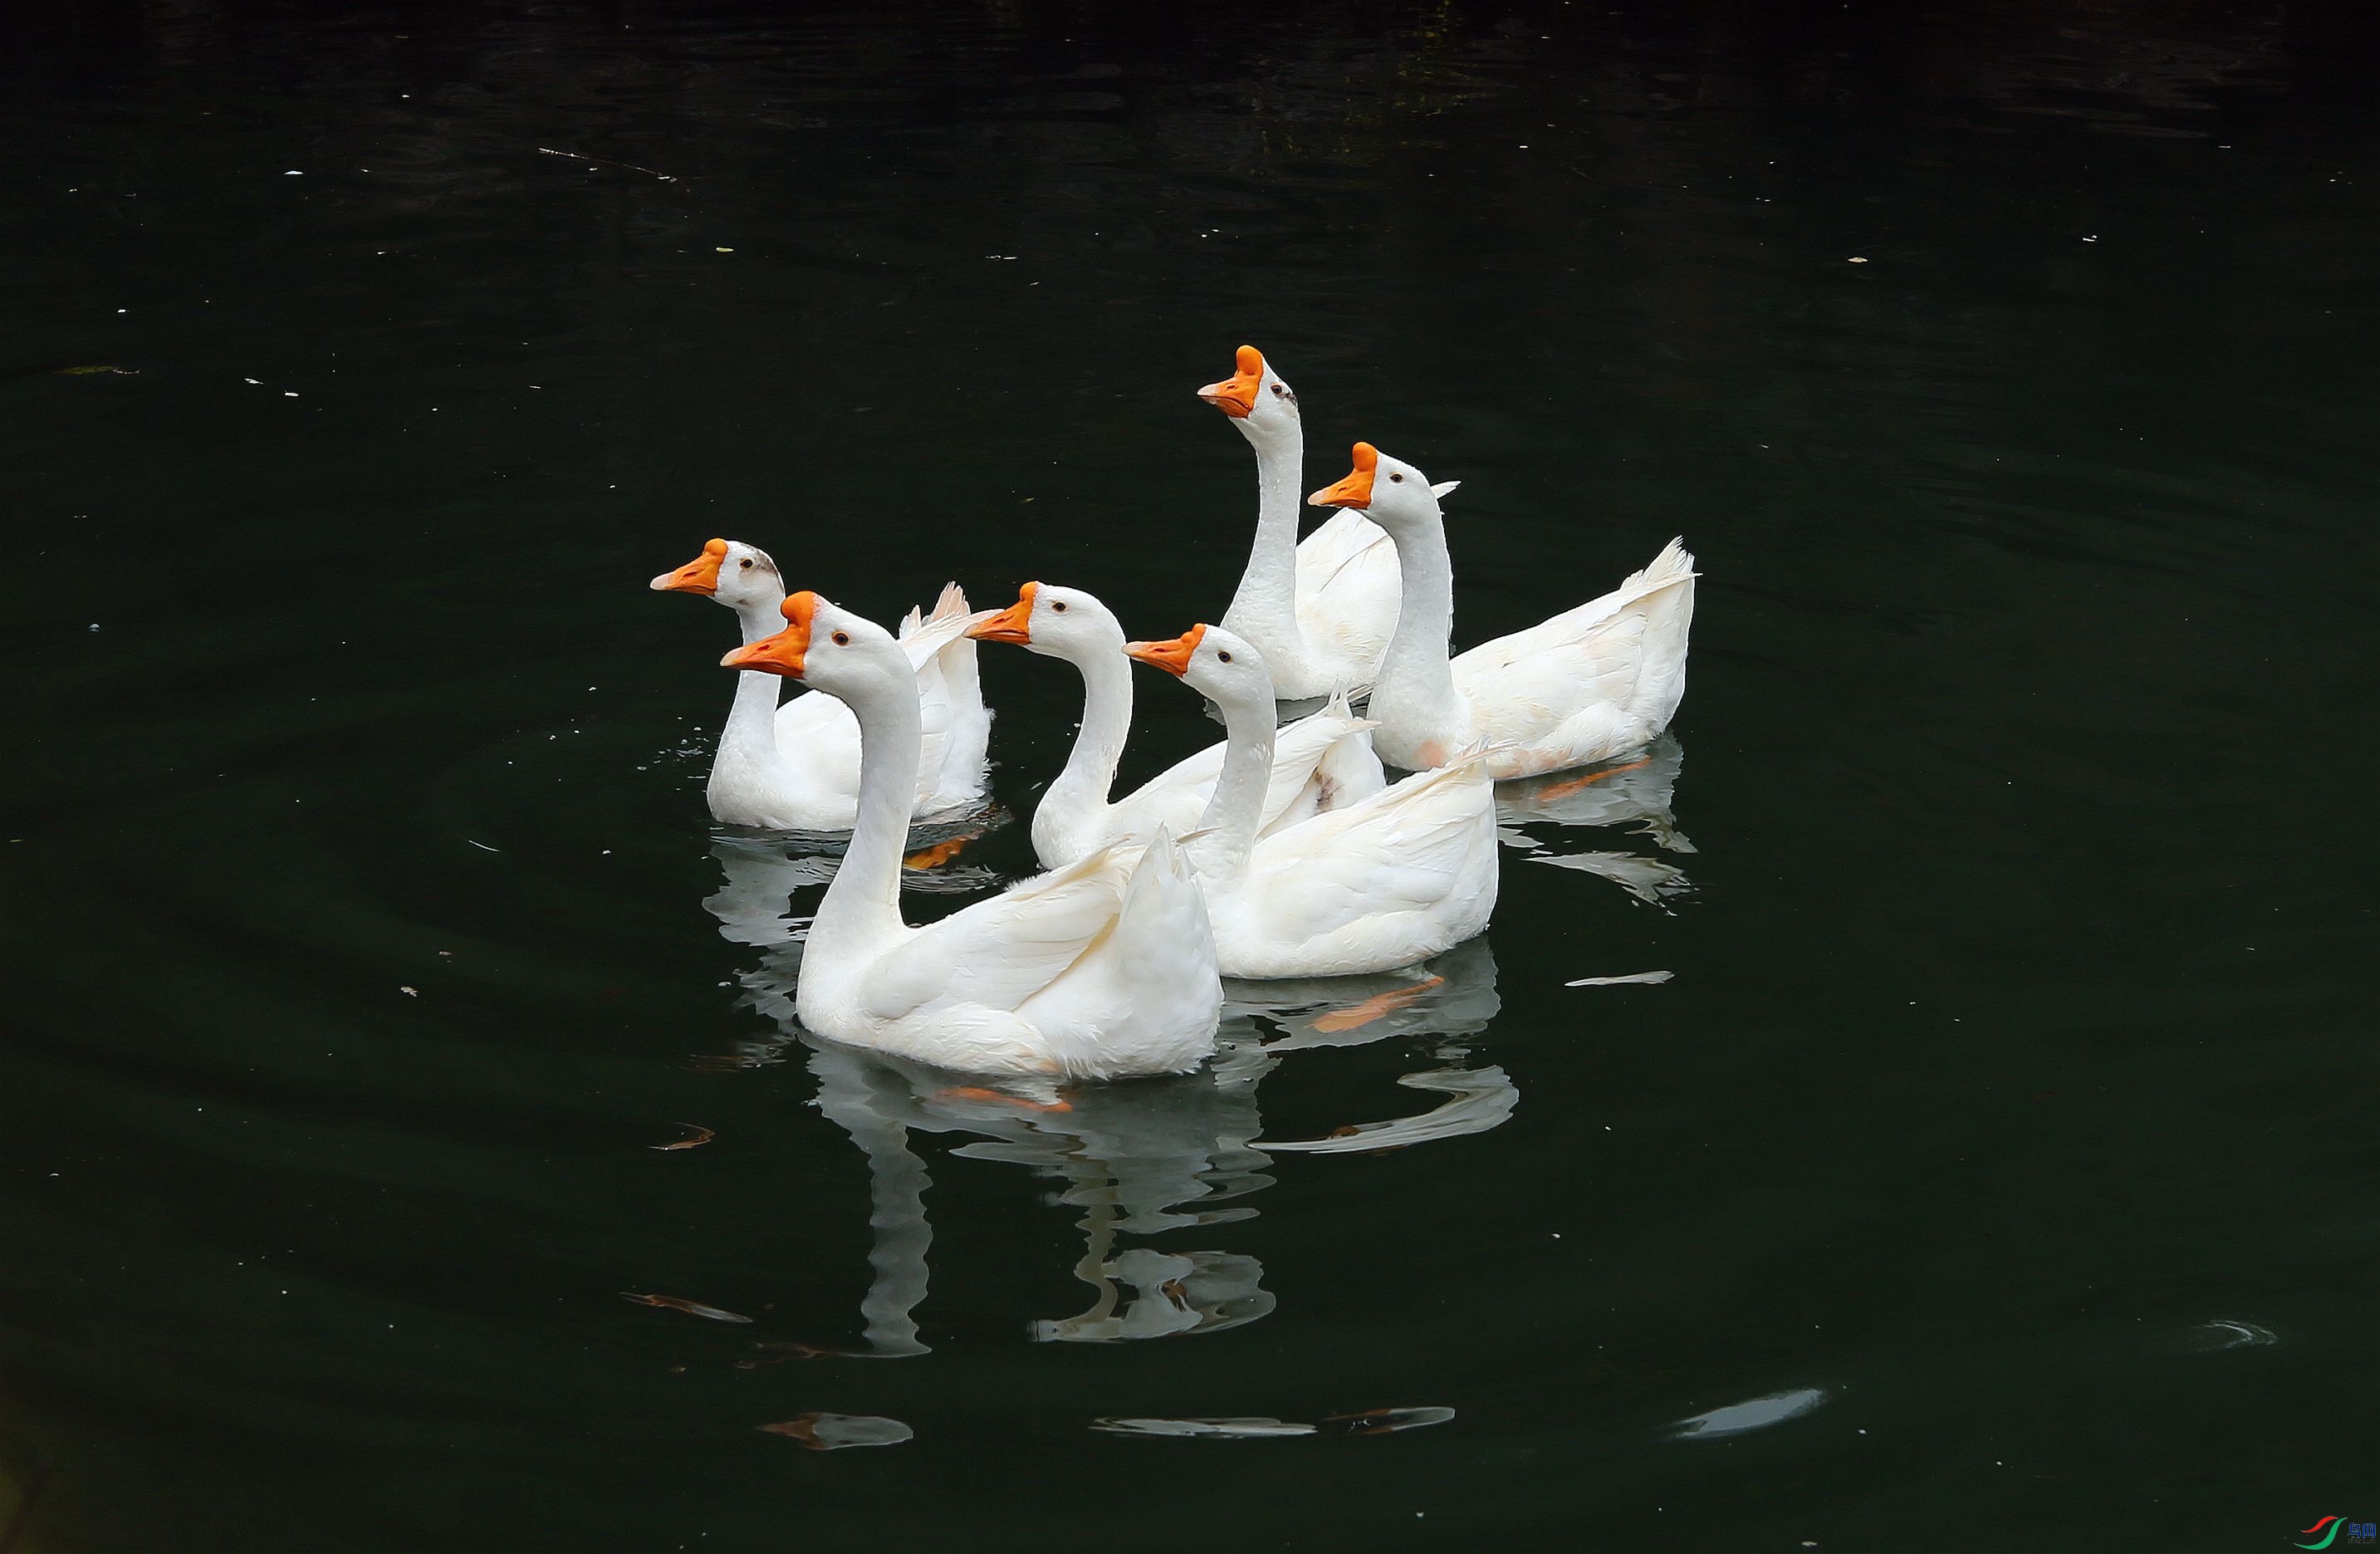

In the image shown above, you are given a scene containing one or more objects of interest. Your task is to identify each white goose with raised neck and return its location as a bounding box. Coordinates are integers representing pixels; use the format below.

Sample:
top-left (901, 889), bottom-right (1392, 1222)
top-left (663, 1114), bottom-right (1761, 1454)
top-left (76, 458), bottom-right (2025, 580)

top-left (1212, 369), bottom-right (1309, 684)
top-left (1308, 441), bottom-right (1698, 780)
top-left (1197, 346), bottom-right (1398, 700)
top-left (984, 584), bottom-right (1140, 869)
top-left (1319, 448), bottom-right (1471, 771)
top-left (1180, 634), bottom-right (1277, 882)
top-left (762, 602), bottom-right (913, 996)
top-left (651, 537), bottom-right (990, 828)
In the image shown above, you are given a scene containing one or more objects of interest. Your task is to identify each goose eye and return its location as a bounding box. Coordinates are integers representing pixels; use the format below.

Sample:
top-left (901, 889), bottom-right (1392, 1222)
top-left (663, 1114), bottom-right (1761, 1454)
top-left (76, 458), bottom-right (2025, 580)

top-left (1051, 601), bottom-right (1067, 612)
top-left (1217, 650), bottom-right (1233, 664)
top-left (1389, 472), bottom-right (1404, 483)
top-left (1270, 384), bottom-right (1285, 396)
top-left (739, 558), bottom-right (753, 569)
top-left (830, 630), bottom-right (850, 645)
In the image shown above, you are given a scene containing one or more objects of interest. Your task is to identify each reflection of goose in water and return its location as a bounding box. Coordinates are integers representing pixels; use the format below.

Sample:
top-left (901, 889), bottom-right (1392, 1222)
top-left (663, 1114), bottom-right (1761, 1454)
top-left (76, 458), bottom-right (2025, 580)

top-left (1496, 734), bottom-right (1697, 906)
top-left (690, 851), bottom-right (1521, 1349)
top-left (1224, 934), bottom-right (1501, 1052)
top-left (802, 1037), bottom-right (1279, 1349)
top-left (1496, 734), bottom-right (1690, 840)
top-left (1225, 936), bottom-right (1519, 1154)
top-left (1257, 1067), bottom-right (1519, 1156)
top-left (716, 947), bottom-right (1521, 1343)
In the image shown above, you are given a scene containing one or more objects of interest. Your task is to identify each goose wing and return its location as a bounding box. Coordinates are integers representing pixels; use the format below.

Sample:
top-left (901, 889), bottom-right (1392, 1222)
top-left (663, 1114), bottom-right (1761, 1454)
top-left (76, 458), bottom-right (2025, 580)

top-left (859, 846), bottom-right (1135, 1024)
top-left (1293, 512), bottom-right (1400, 669)
top-left (1239, 753), bottom-right (1496, 939)
top-left (1451, 540), bottom-right (1696, 750)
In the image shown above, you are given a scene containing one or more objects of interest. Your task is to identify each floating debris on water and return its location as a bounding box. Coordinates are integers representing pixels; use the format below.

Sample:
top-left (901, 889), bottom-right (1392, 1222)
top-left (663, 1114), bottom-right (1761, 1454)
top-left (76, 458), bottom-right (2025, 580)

top-left (1320, 1406), bottom-right (1457, 1436)
top-left (734, 1341), bottom-right (838, 1369)
top-left (2183, 1319), bottom-right (2277, 1352)
top-left (1095, 1407), bottom-right (1455, 1440)
top-left (1669, 1387), bottom-right (1828, 1440)
top-left (619, 1292), bottom-right (752, 1324)
top-left (1093, 1416), bottom-right (1315, 1439)
top-left (757, 1413), bottom-right (912, 1449)
top-left (536, 145), bottom-right (678, 182)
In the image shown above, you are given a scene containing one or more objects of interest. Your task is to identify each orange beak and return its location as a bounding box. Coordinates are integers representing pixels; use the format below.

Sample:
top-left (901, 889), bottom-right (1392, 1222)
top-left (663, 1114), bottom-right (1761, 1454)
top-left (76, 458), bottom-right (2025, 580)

top-left (1308, 443), bottom-right (1379, 509)
top-left (1196, 346), bottom-right (1265, 419)
top-left (1124, 624), bottom-right (1206, 678)
top-left (965, 582), bottom-right (1038, 646)
top-left (651, 538), bottom-right (729, 595)
top-left (721, 591), bottom-right (819, 678)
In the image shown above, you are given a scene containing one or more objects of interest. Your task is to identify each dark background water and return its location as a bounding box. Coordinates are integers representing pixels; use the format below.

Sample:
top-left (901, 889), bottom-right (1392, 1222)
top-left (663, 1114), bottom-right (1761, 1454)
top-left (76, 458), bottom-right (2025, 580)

top-left (2, 2), bottom-right (2377, 1549)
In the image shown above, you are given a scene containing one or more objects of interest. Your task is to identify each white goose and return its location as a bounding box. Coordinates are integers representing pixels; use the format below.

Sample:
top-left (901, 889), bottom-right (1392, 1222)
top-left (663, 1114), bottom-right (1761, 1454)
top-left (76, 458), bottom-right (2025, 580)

top-left (964, 581), bottom-right (1383, 869)
top-left (652, 539), bottom-right (992, 829)
top-left (1197, 346), bottom-right (1402, 699)
top-left (1124, 623), bottom-right (1500, 980)
top-left (723, 593), bottom-right (1222, 1079)
top-left (1310, 444), bottom-right (1697, 779)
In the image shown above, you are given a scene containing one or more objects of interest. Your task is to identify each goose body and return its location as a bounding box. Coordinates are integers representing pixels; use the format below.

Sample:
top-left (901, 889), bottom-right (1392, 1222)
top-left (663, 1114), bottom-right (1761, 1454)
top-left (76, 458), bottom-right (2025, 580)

top-left (1127, 624), bottom-right (1500, 980)
top-left (1198, 347), bottom-right (1402, 700)
top-left (966, 581), bottom-right (1384, 870)
top-left (724, 592), bottom-right (1222, 1079)
top-left (654, 539), bottom-right (992, 829)
top-left (1309, 445), bottom-right (1697, 780)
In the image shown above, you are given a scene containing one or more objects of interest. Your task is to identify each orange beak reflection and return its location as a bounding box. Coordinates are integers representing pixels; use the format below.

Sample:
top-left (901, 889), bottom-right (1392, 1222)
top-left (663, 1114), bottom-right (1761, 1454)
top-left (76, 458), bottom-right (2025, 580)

top-left (1196, 346), bottom-right (1265, 419)
top-left (1124, 624), bottom-right (1206, 678)
top-left (722, 591), bottom-right (819, 678)
top-left (652, 538), bottom-right (729, 595)
top-left (1308, 443), bottom-right (1379, 509)
top-left (966, 582), bottom-right (1038, 646)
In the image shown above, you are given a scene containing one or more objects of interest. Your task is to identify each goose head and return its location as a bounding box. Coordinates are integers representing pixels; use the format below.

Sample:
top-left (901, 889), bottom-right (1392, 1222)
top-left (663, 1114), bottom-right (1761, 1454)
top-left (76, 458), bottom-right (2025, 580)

top-left (1124, 622), bottom-right (1276, 708)
top-left (1196, 345), bottom-right (1300, 444)
top-left (651, 538), bottom-right (786, 611)
top-left (964, 581), bottom-right (1126, 662)
top-left (1307, 442), bottom-right (1459, 532)
top-left (722, 592), bottom-right (909, 703)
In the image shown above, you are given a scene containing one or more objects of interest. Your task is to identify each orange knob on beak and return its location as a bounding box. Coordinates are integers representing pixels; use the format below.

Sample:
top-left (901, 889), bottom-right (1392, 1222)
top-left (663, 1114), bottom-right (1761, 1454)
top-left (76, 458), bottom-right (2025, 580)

top-left (1308, 443), bottom-right (1379, 509)
top-left (722, 591), bottom-right (820, 678)
top-left (966, 582), bottom-right (1038, 645)
top-left (652, 538), bottom-right (729, 594)
top-left (1196, 346), bottom-right (1265, 419)
top-left (1124, 624), bottom-right (1206, 678)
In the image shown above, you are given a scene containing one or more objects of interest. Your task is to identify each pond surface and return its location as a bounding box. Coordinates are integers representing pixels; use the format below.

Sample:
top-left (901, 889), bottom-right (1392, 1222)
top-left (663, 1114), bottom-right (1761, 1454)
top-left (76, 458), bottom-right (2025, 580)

top-left (2, 3), bottom-right (2375, 1548)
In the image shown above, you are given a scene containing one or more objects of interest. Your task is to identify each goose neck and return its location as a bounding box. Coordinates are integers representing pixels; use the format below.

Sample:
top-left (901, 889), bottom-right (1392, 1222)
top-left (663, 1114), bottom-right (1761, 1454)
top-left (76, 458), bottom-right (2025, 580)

top-left (809, 671), bottom-right (920, 958)
top-left (1037, 645), bottom-right (1134, 861)
top-left (732, 591), bottom-right (790, 645)
top-left (1218, 422), bottom-right (1306, 667)
top-left (1191, 680), bottom-right (1277, 878)
top-left (713, 664), bottom-right (791, 795)
top-left (1371, 512), bottom-right (1461, 732)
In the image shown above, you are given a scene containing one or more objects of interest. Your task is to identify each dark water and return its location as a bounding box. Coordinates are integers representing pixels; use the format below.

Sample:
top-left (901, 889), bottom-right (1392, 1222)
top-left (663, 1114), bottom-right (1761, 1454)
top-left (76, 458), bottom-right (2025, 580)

top-left (3, 3), bottom-right (2377, 1548)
